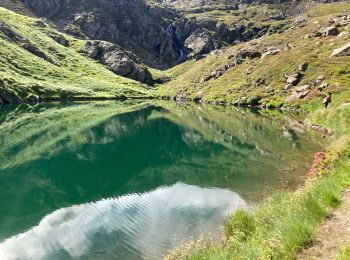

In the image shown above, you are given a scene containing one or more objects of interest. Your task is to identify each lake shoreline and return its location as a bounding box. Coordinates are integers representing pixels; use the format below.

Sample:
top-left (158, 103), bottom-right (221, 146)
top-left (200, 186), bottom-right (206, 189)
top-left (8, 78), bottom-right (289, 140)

top-left (167, 109), bottom-right (350, 258)
top-left (0, 97), bottom-right (333, 138)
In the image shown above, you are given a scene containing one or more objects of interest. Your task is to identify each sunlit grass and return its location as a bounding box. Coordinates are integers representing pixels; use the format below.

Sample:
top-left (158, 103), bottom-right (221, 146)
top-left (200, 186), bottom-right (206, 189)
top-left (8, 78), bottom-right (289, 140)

top-left (0, 7), bottom-right (155, 101)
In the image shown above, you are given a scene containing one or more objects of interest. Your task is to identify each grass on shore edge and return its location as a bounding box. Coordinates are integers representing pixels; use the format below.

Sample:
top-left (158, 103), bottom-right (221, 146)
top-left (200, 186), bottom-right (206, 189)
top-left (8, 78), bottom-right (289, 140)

top-left (167, 136), bottom-right (350, 259)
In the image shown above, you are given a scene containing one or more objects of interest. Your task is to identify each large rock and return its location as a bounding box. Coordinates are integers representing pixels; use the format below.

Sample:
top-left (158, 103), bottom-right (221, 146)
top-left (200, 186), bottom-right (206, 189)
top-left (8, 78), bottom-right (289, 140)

top-left (261, 47), bottom-right (280, 59)
top-left (286, 90), bottom-right (310, 103)
top-left (80, 41), bottom-right (153, 85)
top-left (184, 28), bottom-right (217, 59)
top-left (330, 42), bottom-right (350, 57)
top-left (320, 26), bottom-right (339, 37)
top-left (48, 33), bottom-right (69, 47)
top-left (285, 72), bottom-right (302, 86)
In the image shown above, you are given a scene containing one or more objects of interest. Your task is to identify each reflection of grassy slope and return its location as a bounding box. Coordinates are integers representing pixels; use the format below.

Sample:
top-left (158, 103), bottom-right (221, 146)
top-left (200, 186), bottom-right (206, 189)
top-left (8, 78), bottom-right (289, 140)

top-left (0, 101), bottom-right (149, 170)
top-left (158, 3), bottom-right (350, 105)
top-left (132, 103), bottom-right (324, 199)
top-left (163, 5), bottom-right (350, 256)
top-left (0, 8), bottom-right (155, 101)
top-left (150, 102), bottom-right (323, 156)
top-left (0, 102), bottom-right (325, 241)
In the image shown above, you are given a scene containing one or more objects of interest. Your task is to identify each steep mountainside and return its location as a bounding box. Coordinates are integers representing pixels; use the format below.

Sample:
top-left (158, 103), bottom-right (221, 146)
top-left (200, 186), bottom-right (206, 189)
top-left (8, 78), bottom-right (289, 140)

top-left (0, 0), bottom-right (302, 69)
top-left (158, 2), bottom-right (350, 109)
top-left (0, 0), bottom-right (348, 105)
top-left (0, 7), bottom-right (155, 104)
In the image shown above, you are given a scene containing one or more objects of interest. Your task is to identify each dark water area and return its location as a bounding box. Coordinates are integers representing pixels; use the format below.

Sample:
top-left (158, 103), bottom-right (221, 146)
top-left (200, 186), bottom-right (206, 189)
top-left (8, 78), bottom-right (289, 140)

top-left (0, 101), bottom-right (325, 259)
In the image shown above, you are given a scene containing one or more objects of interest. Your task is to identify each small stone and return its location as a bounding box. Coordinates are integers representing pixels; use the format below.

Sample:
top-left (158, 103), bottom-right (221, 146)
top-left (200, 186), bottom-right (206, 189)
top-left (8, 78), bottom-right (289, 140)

top-left (319, 82), bottom-right (328, 89)
top-left (295, 85), bottom-right (310, 92)
top-left (318, 75), bottom-right (326, 81)
top-left (284, 84), bottom-right (293, 91)
top-left (298, 62), bottom-right (308, 72)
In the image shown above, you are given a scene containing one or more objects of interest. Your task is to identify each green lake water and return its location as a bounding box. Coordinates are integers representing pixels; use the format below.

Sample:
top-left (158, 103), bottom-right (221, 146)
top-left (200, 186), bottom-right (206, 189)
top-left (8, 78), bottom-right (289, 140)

top-left (0, 101), bottom-right (324, 259)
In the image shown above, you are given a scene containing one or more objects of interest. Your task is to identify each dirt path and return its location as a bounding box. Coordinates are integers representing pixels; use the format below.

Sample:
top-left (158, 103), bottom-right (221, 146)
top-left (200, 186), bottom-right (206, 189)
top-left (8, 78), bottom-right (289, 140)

top-left (298, 189), bottom-right (350, 259)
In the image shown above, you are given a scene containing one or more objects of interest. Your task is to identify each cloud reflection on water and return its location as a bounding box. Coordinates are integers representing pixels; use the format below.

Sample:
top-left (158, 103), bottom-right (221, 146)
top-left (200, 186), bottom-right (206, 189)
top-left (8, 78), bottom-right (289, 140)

top-left (0, 183), bottom-right (247, 260)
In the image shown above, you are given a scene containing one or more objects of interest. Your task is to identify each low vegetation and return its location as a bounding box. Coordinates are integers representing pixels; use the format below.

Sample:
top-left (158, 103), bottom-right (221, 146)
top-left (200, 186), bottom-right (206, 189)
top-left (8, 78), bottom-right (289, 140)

top-left (1, 2), bottom-right (350, 258)
top-left (336, 246), bottom-right (350, 260)
top-left (163, 4), bottom-right (350, 258)
top-left (0, 7), bottom-right (155, 103)
top-left (158, 3), bottom-right (350, 108)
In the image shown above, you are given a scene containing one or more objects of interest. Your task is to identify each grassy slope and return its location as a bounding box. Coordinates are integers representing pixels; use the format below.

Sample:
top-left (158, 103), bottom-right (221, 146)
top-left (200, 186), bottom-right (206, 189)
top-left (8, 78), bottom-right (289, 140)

top-left (164, 3), bottom-right (350, 259)
top-left (149, 0), bottom-right (291, 31)
top-left (158, 3), bottom-right (350, 107)
top-left (0, 7), bottom-right (156, 102)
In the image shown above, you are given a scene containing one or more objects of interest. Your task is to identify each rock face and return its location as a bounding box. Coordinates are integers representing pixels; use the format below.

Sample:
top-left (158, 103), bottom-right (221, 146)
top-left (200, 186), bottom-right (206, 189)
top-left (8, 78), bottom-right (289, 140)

top-left (330, 42), bottom-right (350, 57)
top-left (21, 0), bottom-right (61, 17)
top-left (80, 41), bottom-right (154, 85)
top-left (285, 72), bottom-right (302, 86)
top-left (184, 29), bottom-right (217, 58)
top-left (18, 0), bottom-right (292, 69)
top-left (48, 33), bottom-right (69, 47)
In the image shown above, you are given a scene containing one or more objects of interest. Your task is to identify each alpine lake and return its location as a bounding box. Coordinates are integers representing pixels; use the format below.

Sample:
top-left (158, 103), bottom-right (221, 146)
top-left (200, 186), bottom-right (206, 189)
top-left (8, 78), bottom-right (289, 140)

top-left (0, 101), bottom-right (325, 259)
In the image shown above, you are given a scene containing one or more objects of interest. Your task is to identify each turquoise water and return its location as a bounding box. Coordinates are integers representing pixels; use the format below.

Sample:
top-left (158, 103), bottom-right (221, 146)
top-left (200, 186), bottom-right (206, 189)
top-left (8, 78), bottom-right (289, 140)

top-left (0, 101), bottom-right (324, 259)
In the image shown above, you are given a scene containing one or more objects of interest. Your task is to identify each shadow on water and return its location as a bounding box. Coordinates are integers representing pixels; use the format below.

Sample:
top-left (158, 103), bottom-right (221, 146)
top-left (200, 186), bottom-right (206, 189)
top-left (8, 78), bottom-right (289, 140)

top-left (0, 101), bottom-right (325, 259)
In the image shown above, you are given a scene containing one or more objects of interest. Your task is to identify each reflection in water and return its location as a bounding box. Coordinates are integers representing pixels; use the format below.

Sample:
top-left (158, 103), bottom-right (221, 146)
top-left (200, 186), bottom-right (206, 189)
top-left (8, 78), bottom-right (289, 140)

top-left (0, 183), bottom-right (246, 260)
top-left (0, 101), bottom-right (325, 259)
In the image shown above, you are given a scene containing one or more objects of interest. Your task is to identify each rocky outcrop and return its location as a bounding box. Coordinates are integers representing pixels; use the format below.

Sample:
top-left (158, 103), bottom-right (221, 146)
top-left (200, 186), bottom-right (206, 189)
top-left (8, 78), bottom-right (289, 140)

top-left (184, 28), bottom-right (217, 59)
top-left (19, 0), bottom-right (292, 68)
top-left (21, 0), bottom-right (182, 69)
top-left (320, 26), bottom-right (339, 37)
top-left (80, 40), bottom-right (153, 85)
top-left (330, 42), bottom-right (350, 57)
top-left (285, 85), bottom-right (311, 103)
top-left (21, 0), bottom-right (61, 18)
top-left (48, 32), bottom-right (69, 47)
top-left (200, 48), bottom-right (261, 82)
top-left (285, 72), bottom-right (302, 86)
top-left (0, 21), bottom-right (27, 42)
top-left (0, 21), bottom-right (56, 64)
top-left (261, 47), bottom-right (280, 59)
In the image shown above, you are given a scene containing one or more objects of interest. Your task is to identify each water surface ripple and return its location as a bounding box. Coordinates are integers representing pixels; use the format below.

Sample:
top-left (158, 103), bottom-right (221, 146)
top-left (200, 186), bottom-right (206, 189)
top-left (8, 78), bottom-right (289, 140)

top-left (0, 102), bottom-right (325, 259)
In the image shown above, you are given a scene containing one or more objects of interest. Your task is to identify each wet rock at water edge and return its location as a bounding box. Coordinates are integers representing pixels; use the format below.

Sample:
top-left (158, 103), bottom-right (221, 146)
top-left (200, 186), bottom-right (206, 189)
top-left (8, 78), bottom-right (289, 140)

top-left (250, 96), bottom-right (261, 106)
